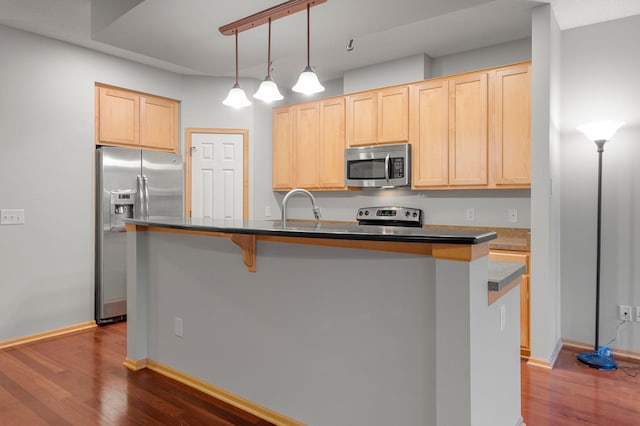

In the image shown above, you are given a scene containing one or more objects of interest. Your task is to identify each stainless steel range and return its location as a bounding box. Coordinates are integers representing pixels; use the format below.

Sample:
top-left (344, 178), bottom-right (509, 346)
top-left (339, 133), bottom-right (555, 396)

top-left (356, 206), bottom-right (423, 227)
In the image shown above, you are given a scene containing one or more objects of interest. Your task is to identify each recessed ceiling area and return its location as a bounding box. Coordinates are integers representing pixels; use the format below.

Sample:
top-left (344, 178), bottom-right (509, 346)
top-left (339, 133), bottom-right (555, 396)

top-left (0, 0), bottom-right (638, 87)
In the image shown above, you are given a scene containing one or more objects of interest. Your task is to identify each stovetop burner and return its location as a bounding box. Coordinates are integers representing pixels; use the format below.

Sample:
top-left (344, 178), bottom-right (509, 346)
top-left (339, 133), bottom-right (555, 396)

top-left (356, 206), bottom-right (423, 227)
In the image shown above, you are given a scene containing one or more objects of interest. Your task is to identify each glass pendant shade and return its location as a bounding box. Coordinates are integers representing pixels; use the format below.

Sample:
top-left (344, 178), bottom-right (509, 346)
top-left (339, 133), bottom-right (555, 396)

top-left (292, 65), bottom-right (325, 95)
top-left (254, 76), bottom-right (284, 102)
top-left (223, 83), bottom-right (252, 108)
top-left (577, 120), bottom-right (624, 142)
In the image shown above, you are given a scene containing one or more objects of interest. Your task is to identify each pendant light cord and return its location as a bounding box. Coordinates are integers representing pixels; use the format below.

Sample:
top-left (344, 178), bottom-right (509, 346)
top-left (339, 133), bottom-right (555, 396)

top-left (234, 30), bottom-right (239, 84)
top-left (267, 18), bottom-right (272, 77)
top-left (306, 3), bottom-right (310, 67)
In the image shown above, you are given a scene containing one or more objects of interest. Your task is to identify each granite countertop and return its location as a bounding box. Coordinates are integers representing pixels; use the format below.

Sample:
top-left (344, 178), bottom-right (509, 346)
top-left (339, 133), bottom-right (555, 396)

top-left (424, 225), bottom-right (530, 252)
top-left (125, 216), bottom-right (497, 245)
top-left (488, 261), bottom-right (527, 291)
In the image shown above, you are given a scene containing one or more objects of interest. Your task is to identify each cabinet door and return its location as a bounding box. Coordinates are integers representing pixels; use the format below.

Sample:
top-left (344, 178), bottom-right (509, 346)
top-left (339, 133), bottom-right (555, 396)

top-left (319, 98), bottom-right (346, 189)
top-left (272, 107), bottom-right (295, 190)
top-left (346, 92), bottom-right (377, 147)
top-left (449, 72), bottom-right (488, 186)
top-left (294, 103), bottom-right (320, 188)
top-left (491, 64), bottom-right (531, 186)
top-left (378, 86), bottom-right (409, 143)
top-left (411, 80), bottom-right (449, 188)
top-left (97, 87), bottom-right (140, 146)
top-left (140, 94), bottom-right (178, 151)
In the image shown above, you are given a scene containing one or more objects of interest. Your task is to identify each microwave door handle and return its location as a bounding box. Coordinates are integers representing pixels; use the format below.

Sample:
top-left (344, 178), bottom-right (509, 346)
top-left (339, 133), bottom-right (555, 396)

top-left (384, 154), bottom-right (390, 183)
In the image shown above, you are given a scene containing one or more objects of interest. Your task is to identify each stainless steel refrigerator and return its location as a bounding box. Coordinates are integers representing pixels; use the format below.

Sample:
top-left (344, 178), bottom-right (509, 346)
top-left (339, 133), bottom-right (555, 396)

top-left (95, 146), bottom-right (183, 324)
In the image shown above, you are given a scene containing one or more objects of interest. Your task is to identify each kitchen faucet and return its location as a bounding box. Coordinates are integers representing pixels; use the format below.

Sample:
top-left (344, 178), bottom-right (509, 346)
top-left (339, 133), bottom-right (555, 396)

top-left (281, 188), bottom-right (321, 227)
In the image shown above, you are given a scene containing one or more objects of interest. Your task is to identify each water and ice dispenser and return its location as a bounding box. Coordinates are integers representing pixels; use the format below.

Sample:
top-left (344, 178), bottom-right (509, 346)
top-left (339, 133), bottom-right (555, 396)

top-left (110, 191), bottom-right (135, 231)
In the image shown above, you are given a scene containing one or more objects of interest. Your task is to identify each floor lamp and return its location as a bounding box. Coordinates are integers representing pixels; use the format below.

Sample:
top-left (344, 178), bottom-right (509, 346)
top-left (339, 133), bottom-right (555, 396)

top-left (575, 120), bottom-right (624, 370)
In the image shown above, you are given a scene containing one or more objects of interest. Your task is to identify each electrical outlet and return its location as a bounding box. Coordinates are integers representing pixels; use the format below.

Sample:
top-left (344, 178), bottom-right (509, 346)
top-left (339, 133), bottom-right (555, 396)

top-left (635, 306), bottom-right (640, 322)
top-left (618, 305), bottom-right (632, 321)
top-left (175, 317), bottom-right (184, 337)
top-left (500, 305), bottom-right (506, 332)
top-left (1, 209), bottom-right (25, 225)
top-left (265, 205), bottom-right (271, 217)
top-left (508, 208), bottom-right (519, 223)
top-left (466, 208), bottom-right (475, 221)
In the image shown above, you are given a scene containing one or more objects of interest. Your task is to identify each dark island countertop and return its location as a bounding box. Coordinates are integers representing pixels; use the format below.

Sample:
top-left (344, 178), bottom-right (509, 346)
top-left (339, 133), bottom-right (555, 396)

top-left (124, 216), bottom-right (497, 245)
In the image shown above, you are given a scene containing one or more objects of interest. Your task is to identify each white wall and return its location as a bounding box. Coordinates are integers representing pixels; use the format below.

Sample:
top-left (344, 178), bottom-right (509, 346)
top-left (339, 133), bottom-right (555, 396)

top-left (528, 4), bottom-right (563, 365)
top-left (431, 38), bottom-right (531, 78)
top-left (344, 54), bottom-right (432, 93)
top-left (560, 14), bottom-right (640, 353)
top-left (0, 25), bottom-right (183, 341)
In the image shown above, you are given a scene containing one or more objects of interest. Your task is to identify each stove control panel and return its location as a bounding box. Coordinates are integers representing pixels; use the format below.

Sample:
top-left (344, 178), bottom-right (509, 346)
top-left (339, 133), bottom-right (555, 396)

top-left (356, 206), bottom-right (423, 226)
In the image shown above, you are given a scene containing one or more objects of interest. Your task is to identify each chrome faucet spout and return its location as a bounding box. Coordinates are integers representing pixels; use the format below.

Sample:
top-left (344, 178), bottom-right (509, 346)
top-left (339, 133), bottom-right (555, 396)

top-left (281, 188), bottom-right (321, 227)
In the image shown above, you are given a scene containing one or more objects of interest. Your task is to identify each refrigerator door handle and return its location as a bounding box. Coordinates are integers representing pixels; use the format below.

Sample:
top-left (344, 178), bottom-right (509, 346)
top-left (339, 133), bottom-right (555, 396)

top-left (143, 175), bottom-right (150, 218)
top-left (136, 175), bottom-right (144, 218)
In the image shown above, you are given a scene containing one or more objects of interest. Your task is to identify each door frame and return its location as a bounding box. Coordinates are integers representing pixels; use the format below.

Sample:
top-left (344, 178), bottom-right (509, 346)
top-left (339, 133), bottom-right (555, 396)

top-left (185, 128), bottom-right (249, 219)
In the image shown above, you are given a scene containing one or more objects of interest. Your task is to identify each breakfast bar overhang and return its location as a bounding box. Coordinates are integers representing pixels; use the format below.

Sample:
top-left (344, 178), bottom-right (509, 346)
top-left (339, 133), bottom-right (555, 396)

top-left (124, 217), bottom-right (523, 426)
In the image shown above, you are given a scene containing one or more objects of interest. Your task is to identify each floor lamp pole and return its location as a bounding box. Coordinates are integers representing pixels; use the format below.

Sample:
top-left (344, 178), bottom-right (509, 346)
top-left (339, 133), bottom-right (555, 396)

top-left (594, 140), bottom-right (605, 351)
top-left (576, 119), bottom-right (624, 371)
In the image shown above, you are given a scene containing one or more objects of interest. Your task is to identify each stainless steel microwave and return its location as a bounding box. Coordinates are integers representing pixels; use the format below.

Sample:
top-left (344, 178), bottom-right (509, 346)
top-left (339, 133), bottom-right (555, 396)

top-left (345, 143), bottom-right (411, 188)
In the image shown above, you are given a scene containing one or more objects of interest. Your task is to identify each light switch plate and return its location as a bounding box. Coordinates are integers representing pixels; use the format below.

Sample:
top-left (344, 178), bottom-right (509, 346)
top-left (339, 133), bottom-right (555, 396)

top-left (1, 209), bottom-right (25, 225)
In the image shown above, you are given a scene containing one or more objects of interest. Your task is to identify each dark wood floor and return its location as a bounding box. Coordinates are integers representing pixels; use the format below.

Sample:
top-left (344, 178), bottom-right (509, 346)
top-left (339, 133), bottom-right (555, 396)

top-left (1, 323), bottom-right (639, 425)
top-left (522, 348), bottom-right (640, 425)
top-left (0, 322), bottom-right (273, 425)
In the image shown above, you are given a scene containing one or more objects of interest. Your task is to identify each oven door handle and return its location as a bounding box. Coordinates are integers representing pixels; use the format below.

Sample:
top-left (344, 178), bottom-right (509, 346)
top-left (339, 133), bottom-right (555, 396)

top-left (384, 154), bottom-right (390, 183)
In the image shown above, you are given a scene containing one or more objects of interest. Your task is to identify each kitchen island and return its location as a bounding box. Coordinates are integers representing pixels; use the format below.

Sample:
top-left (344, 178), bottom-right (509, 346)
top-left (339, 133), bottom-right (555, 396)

top-left (124, 217), bottom-right (523, 426)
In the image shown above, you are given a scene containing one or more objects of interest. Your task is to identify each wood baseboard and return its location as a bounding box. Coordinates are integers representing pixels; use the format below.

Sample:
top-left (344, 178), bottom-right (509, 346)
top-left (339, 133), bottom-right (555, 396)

top-left (527, 338), bottom-right (562, 369)
top-left (134, 358), bottom-right (305, 426)
top-left (123, 358), bottom-right (148, 371)
top-left (0, 321), bottom-right (97, 350)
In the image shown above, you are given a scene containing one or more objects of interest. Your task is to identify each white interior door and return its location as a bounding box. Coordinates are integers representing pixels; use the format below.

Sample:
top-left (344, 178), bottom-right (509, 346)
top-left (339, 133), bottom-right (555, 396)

top-left (191, 133), bottom-right (243, 219)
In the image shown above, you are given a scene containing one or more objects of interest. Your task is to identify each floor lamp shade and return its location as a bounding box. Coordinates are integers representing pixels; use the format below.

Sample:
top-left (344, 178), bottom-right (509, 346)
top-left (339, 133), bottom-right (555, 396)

top-left (575, 120), bottom-right (624, 370)
top-left (577, 120), bottom-right (624, 142)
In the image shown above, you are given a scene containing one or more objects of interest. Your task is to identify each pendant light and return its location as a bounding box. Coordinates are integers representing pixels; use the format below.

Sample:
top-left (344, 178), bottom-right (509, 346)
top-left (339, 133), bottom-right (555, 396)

top-left (253, 18), bottom-right (284, 102)
top-left (292, 3), bottom-right (325, 95)
top-left (223, 30), bottom-right (251, 108)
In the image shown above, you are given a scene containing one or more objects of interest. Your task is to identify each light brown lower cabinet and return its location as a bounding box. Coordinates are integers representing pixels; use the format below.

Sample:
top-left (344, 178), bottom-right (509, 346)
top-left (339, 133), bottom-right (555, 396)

top-left (489, 249), bottom-right (530, 359)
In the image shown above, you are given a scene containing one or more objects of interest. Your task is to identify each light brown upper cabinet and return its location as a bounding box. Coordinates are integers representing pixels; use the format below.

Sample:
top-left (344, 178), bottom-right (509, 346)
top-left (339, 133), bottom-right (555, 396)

top-left (272, 97), bottom-right (346, 191)
top-left (490, 63), bottom-right (531, 187)
top-left (448, 72), bottom-right (489, 186)
top-left (411, 62), bottom-right (530, 190)
top-left (274, 62), bottom-right (531, 191)
top-left (318, 98), bottom-right (346, 189)
top-left (272, 106), bottom-right (295, 191)
top-left (410, 79), bottom-right (450, 187)
top-left (95, 85), bottom-right (179, 153)
top-left (346, 86), bottom-right (409, 147)
top-left (293, 103), bottom-right (321, 189)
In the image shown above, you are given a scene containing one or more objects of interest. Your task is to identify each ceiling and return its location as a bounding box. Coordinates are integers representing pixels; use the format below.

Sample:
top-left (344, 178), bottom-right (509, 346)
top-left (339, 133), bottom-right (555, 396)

top-left (1, 0), bottom-right (639, 88)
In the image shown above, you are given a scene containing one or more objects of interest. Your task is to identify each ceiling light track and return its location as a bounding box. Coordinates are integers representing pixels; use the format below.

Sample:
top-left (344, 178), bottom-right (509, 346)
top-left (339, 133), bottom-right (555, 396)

top-left (220, 0), bottom-right (327, 106)
top-left (219, 0), bottom-right (327, 36)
